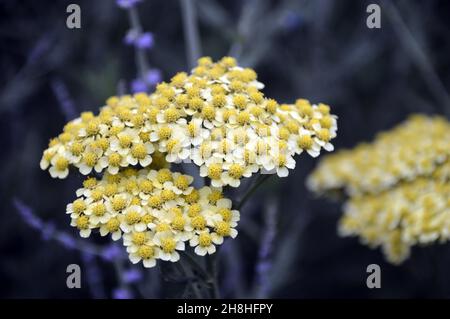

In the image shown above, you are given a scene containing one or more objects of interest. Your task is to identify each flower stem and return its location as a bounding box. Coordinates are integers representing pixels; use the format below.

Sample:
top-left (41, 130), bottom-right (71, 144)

top-left (180, 251), bottom-right (209, 281)
top-left (206, 253), bottom-right (220, 298)
top-left (179, 0), bottom-right (202, 69)
top-left (237, 174), bottom-right (273, 210)
top-left (128, 6), bottom-right (149, 78)
top-left (177, 261), bottom-right (203, 298)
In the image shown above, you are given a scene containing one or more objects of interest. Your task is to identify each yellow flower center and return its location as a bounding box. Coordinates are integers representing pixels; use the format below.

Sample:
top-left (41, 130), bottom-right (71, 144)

top-left (141, 214), bottom-right (154, 224)
top-left (184, 190), bottom-right (199, 204)
top-left (131, 144), bottom-right (147, 159)
top-left (171, 216), bottom-right (185, 231)
top-left (187, 86), bottom-right (200, 98)
top-left (208, 164), bottom-right (222, 180)
top-left (265, 99), bottom-right (278, 114)
top-left (158, 126), bottom-right (172, 140)
top-left (86, 121), bottom-right (100, 136)
top-left (109, 153), bottom-right (122, 166)
top-left (233, 95), bottom-right (247, 109)
top-left (161, 237), bottom-right (176, 253)
top-left (164, 108), bottom-right (180, 123)
top-left (139, 180), bottom-right (154, 193)
top-left (155, 97), bottom-right (169, 109)
top-left (188, 97), bottom-right (203, 111)
top-left (132, 114), bottom-right (145, 127)
top-left (208, 190), bottom-right (222, 204)
top-left (106, 218), bottom-right (120, 232)
top-left (70, 142), bottom-right (84, 156)
top-left (72, 199), bottom-right (86, 214)
top-left (320, 116), bottom-right (333, 129)
top-left (125, 210), bottom-right (141, 225)
top-left (218, 208), bottom-right (232, 222)
top-left (198, 233), bottom-right (212, 247)
top-left (83, 152), bottom-right (97, 166)
top-left (92, 203), bottom-right (106, 216)
top-left (298, 135), bottom-right (313, 149)
top-left (138, 245), bottom-right (155, 259)
top-left (298, 103), bottom-right (313, 117)
top-left (111, 196), bottom-right (127, 211)
top-left (237, 111), bottom-right (250, 125)
top-left (188, 203), bottom-right (201, 217)
top-left (55, 157), bottom-right (69, 171)
top-left (229, 80), bottom-right (244, 92)
top-left (277, 154), bottom-right (287, 167)
top-left (148, 195), bottom-right (163, 208)
top-left (132, 232), bottom-right (147, 245)
top-left (191, 215), bottom-right (206, 230)
top-left (317, 129), bottom-right (331, 142)
top-left (95, 138), bottom-right (109, 151)
top-left (228, 164), bottom-right (244, 179)
top-left (157, 169), bottom-right (172, 183)
top-left (104, 183), bottom-right (118, 196)
top-left (139, 131), bottom-right (150, 142)
top-left (202, 105), bottom-right (216, 121)
top-left (76, 215), bottom-right (90, 229)
top-left (166, 139), bottom-right (178, 153)
top-left (161, 189), bottom-right (176, 201)
top-left (91, 189), bottom-right (104, 201)
top-left (279, 127), bottom-right (290, 140)
top-left (249, 91), bottom-right (263, 104)
top-left (119, 135), bottom-right (132, 148)
top-left (187, 121), bottom-right (196, 136)
top-left (212, 94), bottom-right (226, 108)
top-left (174, 176), bottom-right (189, 190)
top-left (215, 221), bottom-right (231, 237)
top-left (156, 223), bottom-right (170, 232)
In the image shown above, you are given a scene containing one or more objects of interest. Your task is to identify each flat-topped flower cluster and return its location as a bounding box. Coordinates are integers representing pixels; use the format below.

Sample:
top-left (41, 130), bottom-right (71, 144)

top-left (41, 57), bottom-right (337, 187)
top-left (308, 115), bottom-right (450, 264)
top-left (41, 56), bottom-right (337, 268)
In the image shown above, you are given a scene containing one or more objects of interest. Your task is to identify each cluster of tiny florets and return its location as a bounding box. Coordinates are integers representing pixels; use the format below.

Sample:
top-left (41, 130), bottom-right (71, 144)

top-left (68, 168), bottom-right (239, 267)
top-left (41, 56), bottom-right (337, 187)
top-left (308, 115), bottom-right (450, 264)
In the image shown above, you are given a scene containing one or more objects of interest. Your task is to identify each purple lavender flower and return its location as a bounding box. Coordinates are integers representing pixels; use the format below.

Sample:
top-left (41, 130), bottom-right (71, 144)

top-left (136, 32), bottom-right (154, 49)
top-left (100, 243), bottom-right (124, 261)
top-left (131, 78), bottom-right (147, 93)
top-left (14, 199), bottom-right (43, 229)
top-left (145, 69), bottom-right (162, 86)
top-left (50, 78), bottom-right (77, 121)
top-left (124, 29), bottom-right (139, 45)
top-left (123, 268), bottom-right (143, 284)
top-left (57, 233), bottom-right (78, 250)
top-left (41, 222), bottom-right (56, 241)
top-left (112, 287), bottom-right (134, 299)
top-left (116, 0), bottom-right (142, 9)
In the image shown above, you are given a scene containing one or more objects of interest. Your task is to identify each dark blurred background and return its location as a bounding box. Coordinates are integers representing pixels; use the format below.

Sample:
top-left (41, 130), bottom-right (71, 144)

top-left (1, 0), bottom-right (450, 298)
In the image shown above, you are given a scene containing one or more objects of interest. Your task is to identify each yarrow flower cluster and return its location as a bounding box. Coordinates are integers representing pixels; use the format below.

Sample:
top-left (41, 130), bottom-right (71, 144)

top-left (40, 56), bottom-right (337, 187)
top-left (41, 56), bottom-right (336, 268)
top-left (307, 115), bottom-right (450, 264)
top-left (68, 167), bottom-right (238, 267)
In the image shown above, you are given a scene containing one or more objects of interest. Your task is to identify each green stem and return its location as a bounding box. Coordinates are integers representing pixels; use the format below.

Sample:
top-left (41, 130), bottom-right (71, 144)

top-left (237, 174), bottom-right (273, 210)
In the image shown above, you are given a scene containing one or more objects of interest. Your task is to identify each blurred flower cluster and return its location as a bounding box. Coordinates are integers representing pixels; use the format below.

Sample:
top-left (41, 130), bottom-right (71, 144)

top-left (308, 115), bottom-right (450, 264)
top-left (41, 56), bottom-right (336, 268)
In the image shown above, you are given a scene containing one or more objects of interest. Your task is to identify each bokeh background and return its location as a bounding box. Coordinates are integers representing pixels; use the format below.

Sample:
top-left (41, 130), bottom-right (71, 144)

top-left (1, 0), bottom-right (450, 298)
